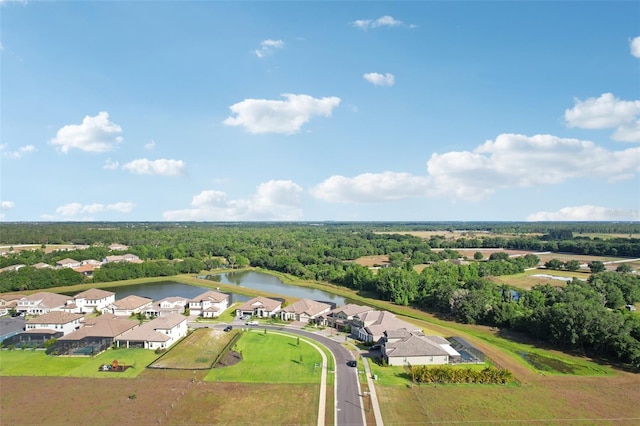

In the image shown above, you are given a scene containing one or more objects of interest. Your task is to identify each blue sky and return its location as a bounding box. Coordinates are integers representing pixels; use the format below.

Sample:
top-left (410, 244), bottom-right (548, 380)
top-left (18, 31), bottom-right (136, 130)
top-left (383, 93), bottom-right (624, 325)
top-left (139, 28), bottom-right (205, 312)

top-left (1, 1), bottom-right (639, 222)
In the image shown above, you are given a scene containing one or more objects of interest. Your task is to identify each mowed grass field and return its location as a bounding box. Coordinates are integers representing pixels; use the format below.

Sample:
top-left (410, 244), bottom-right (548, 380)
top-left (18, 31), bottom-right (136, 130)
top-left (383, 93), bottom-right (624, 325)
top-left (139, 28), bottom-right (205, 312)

top-left (149, 328), bottom-right (237, 369)
top-left (204, 330), bottom-right (323, 384)
top-left (0, 348), bottom-right (158, 378)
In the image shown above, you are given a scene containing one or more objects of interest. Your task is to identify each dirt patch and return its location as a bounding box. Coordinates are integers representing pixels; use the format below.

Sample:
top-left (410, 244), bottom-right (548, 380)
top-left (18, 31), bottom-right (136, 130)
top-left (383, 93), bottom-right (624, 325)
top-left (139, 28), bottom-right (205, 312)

top-left (352, 255), bottom-right (389, 267)
top-left (214, 350), bottom-right (242, 368)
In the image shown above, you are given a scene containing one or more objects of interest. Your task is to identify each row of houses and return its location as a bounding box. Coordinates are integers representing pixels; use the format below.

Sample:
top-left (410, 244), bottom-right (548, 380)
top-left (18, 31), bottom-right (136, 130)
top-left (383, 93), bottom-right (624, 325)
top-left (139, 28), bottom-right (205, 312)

top-left (0, 253), bottom-right (143, 277)
top-left (231, 296), bottom-right (463, 366)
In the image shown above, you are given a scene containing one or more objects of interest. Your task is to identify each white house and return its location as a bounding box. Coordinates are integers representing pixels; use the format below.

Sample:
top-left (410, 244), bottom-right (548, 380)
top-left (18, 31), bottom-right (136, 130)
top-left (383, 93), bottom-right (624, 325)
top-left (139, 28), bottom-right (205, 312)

top-left (188, 290), bottom-right (229, 318)
top-left (279, 299), bottom-right (332, 323)
top-left (56, 258), bottom-right (81, 269)
top-left (24, 311), bottom-right (84, 336)
top-left (55, 313), bottom-right (139, 355)
top-left (103, 254), bottom-right (142, 264)
top-left (72, 288), bottom-right (116, 313)
top-left (108, 244), bottom-right (129, 251)
top-left (116, 313), bottom-right (188, 350)
top-left (236, 296), bottom-right (282, 318)
top-left (145, 296), bottom-right (188, 317)
top-left (107, 295), bottom-right (153, 316)
top-left (16, 292), bottom-right (72, 315)
top-left (381, 330), bottom-right (460, 366)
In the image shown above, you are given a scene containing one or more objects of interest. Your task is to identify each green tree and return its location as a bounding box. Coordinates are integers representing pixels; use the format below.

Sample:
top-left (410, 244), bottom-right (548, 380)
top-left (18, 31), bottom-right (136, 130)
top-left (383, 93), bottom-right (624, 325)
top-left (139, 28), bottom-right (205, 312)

top-left (588, 260), bottom-right (606, 273)
top-left (564, 260), bottom-right (581, 272)
top-left (474, 251), bottom-right (483, 260)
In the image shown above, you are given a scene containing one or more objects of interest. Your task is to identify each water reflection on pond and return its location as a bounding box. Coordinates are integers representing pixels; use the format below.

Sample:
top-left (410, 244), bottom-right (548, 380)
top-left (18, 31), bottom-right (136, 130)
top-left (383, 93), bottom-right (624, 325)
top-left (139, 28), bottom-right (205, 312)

top-left (202, 270), bottom-right (351, 306)
top-left (91, 281), bottom-right (250, 303)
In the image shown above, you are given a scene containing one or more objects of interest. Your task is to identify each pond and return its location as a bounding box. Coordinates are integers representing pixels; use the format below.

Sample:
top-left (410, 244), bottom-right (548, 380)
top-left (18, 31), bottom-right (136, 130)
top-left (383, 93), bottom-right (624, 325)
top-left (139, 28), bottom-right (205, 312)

top-left (201, 270), bottom-right (352, 306)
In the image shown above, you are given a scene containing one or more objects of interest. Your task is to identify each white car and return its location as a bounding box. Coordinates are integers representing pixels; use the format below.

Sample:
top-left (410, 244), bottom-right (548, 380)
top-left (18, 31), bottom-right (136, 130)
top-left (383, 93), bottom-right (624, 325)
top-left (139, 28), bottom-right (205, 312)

top-left (246, 320), bottom-right (259, 326)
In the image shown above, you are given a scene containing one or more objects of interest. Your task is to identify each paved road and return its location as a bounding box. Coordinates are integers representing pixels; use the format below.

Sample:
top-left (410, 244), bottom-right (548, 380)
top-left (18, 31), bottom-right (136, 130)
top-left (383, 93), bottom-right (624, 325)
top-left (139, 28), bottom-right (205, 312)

top-left (262, 325), bottom-right (365, 426)
top-left (188, 321), bottom-right (366, 425)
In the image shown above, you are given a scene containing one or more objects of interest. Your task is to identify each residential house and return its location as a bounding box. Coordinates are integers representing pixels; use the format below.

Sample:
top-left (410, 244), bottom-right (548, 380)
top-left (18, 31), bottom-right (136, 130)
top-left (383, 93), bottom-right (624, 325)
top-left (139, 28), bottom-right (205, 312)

top-left (350, 310), bottom-right (421, 343)
top-left (381, 329), bottom-right (460, 366)
top-left (16, 292), bottom-right (72, 315)
top-left (24, 311), bottom-right (84, 336)
top-left (145, 296), bottom-right (188, 317)
top-left (188, 290), bottom-right (229, 318)
top-left (109, 243), bottom-right (129, 251)
top-left (0, 293), bottom-right (24, 316)
top-left (56, 258), bottom-right (82, 269)
top-left (236, 296), bottom-right (282, 318)
top-left (107, 295), bottom-right (153, 316)
top-left (0, 264), bottom-right (26, 273)
top-left (103, 254), bottom-right (142, 264)
top-left (32, 262), bottom-right (53, 269)
top-left (318, 304), bottom-right (375, 331)
top-left (116, 313), bottom-right (188, 350)
top-left (54, 313), bottom-right (139, 355)
top-left (72, 264), bottom-right (100, 277)
top-left (72, 288), bottom-right (116, 313)
top-left (279, 299), bottom-right (332, 323)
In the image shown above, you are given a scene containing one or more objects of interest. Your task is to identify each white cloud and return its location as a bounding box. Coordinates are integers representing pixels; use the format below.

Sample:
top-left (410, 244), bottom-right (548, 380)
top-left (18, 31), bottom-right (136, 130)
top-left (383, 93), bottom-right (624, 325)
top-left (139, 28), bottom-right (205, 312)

top-left (311, 133), bottom-right (640, 204)
top-left (163, 180), bottom-right (303, 221)
top-left (121, 158), bottom-right (186, 176)
top-left (103, 158), bottom-right (120, 170)
top-left (564, 93), bottom-right (640, 142)
top-left (426, 133), bottom-right (640, 200)
top-left (0, 201), bottom-right (12, 221)
top-left (630, 36), bottom-right (640, 58)
top-left (0, 143), bottom-right (36, 159)
top-left (255, 39), bottom-right (284, 58)
top-left (55, 201), bottom-right (135, 218)
top-left (50, 111), bottom-right (123, 153)
top-left (351, 15), bottom-right (414, 30)
top-left (527, 205), bottom-right (639, 221)
top-left (144, 139), bottom-right (156, 150)
top-left (311, 172), bottom-right (430, 203)
top-left (363, 72), bottom-right (395, 87)
top-left (223, 93), bottom-right (341, 134)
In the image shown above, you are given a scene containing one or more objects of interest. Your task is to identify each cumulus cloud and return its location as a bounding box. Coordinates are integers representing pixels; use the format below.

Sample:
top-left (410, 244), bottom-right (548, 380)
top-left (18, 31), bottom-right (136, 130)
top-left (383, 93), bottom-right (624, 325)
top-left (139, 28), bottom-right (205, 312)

top-left (0, 143), bottom-right (36, 159)
top-left (527, 205), bottom-right (639, 221)
top-left (631, 36), bottom-right (640, 58)
top-left (223, 94), bottom-right (341, 134)
top-left (426, 133), bottom-right (640, 200)
top-left (351, 15), bottom-right (414, 30)
top-left (50, 111), bottom-right (123, 153)
top-left (564, 93), bottom-right (640, 142)
top-left (363, 72), bottom-right (395, 87)
top-left (55, 201), bottom-right (134, 218)
top-left (311, 172), bottom-right (429, 203)
top-left (311, 134), bottom-right (640, 204)
top-left (163, 180), bottom-right (303, 221)
top-left (144, 139), bottom-right (156, 150)
top-left (255, 39), bottom-right (284, 58)
top-left (121, 158), bottom-right (186, 176)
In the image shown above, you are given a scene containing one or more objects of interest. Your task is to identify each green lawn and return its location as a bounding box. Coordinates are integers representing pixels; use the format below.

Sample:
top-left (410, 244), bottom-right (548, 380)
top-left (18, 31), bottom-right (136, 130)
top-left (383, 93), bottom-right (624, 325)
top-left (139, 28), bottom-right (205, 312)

top-left (0, 348), bottom-right (159, 378)
top-left (204, 330), bottom-right (323, 384)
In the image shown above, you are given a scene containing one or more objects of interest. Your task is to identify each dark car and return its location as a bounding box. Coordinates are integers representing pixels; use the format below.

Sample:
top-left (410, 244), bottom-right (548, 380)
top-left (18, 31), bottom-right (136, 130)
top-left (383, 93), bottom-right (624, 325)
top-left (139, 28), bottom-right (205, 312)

top-left (223, 325), bottom-right (233, 332)
top-left (347, 360), bottom-right (357, 367)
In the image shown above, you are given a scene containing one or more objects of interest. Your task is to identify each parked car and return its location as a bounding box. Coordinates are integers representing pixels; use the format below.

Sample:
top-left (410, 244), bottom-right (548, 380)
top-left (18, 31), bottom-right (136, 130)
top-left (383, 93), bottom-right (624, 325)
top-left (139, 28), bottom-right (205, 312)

top-left (347, 360), bottom-right (357, 367)
top-left (223, 325), bottom-right (233, 332)
top-left (245, 320), bottom-right (259, 326)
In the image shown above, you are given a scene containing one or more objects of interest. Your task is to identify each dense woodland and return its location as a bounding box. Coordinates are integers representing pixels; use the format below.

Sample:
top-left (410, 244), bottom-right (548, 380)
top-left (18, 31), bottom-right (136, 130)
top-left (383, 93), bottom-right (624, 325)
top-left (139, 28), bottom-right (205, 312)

top-left (1, 221), bottom-right (640, 369)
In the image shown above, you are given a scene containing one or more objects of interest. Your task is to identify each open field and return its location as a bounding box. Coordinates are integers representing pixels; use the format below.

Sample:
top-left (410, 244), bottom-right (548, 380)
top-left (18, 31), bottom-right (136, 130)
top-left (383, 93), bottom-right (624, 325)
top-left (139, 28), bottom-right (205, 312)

top-left (149, 328), bottom-right (238, 370)
top-left (0, 375), bottom-right (320, 425)
top-left (204, 330), bottom-right (323, 384)
top-left (0, 348), bottom-right (158, 378)
top-left (374, 230), bottom-right (543, 240)
top-left (488, 268), bottom-right (591, 290)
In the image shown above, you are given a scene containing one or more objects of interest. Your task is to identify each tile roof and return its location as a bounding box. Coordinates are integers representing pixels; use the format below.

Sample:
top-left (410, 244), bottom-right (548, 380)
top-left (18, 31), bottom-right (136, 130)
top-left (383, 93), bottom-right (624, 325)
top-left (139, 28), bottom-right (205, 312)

top-left (117, 314), bottom-right (186, 343)
top-left (385, 334), bottom-right (455, 358)
top-left (237, 296), bottom-right (282, 312)
top-left (282, 299), bottom-right (332, 316)
top-left (20, 292), bottom-right (71, 308)
top-left (27, 311), bottom-right (84, 325)
top-left (58, 314), bottom-right (139, 340)
top-left (113, 295), bottom-right (152, 310)
top-left (190, 290), bottom-right (229, 303)
top-left (74, 288), bottom-right (115, 300)
top-left (327, 303), bottom-right (374, 317)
